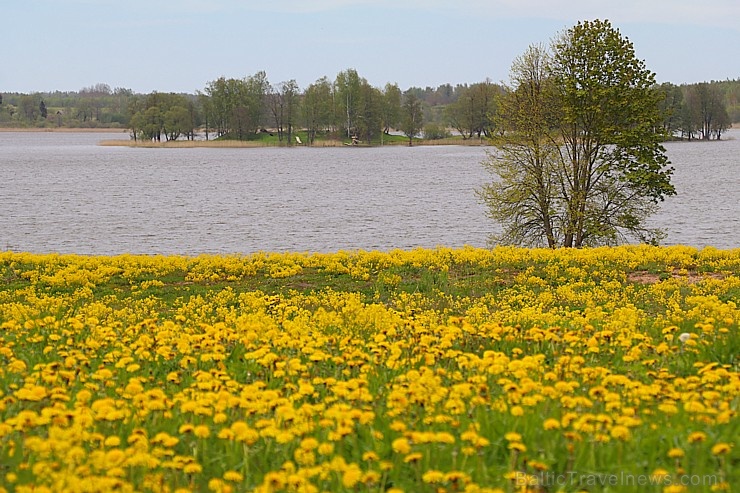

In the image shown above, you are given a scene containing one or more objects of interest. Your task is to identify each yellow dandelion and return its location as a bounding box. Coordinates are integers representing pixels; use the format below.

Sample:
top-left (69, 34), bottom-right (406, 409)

top-left (528, 461), bottom-right (549, 471)
top-left (687, 431), bottom-right (707, 443)
top-left (183, 463), bottom-right (202, 474)
top-left (508, 442), bottom-right (527, 452)
top-left (422, 470), bottom-right (445, 484)
top-left (663, 485), bottom-right (687, 493)
top-left (207, 478), bottom-right (230, 493)
top-left (193, 425), bottom-right (210, 439)
top-left (610, 425), bottom-right (631, 441)
top-left (403, 452), bottom-right (423, 463)
top-left (710, 481), bottom-right (731, 491)
top-left (317, 442), bottom-right (334, 455)
top-left (342, 464), bottom-right (363, 488)
top-left (223, 471), bottom-right (243, 482)
top-left (651, 468), bottom-right (670, 481)
top-left (392, 438), bottom-right (411, 455)
top-left (362, 471), bottom-right (381, 485)
top-left (461, 446), bottom-right (476, 456)
top-left (362, 451), bottom-right (379, 462)
top-left (543, 418), bottom-right (561, 430)
top-left (667, 448), bottom-right (685, 459)
top-left (300, 437), bottom-right (319, 450)
top-left (104, 436), bottom-right (121, 447)
top-left (504, 432), bottom-right (522, 442)
top-left (711, 443), bottom-right (732, 455)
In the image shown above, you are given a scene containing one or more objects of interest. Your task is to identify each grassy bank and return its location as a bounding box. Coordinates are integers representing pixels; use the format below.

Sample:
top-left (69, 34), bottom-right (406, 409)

top-left (0, 246), bottom-right (738, 492)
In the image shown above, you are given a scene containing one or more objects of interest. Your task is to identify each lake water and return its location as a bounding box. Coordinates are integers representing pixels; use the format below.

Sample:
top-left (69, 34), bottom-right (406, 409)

top-left (1, 130), bottom-right (738, 255)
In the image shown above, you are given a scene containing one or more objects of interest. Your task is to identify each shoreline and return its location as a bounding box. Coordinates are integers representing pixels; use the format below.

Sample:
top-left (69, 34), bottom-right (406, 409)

top-left (98, 138), bottom-right (491, 148)
top-left (0, 127), bottom-right (128, 133)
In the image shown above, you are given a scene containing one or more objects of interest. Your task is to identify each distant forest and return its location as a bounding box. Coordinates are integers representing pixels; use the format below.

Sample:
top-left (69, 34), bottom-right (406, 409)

top-left (1, 70), bottom-right (738, 143)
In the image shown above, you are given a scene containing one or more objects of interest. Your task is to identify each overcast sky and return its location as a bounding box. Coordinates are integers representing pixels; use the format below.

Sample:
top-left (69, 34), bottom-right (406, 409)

top-left (3, 0), bottom-right (738, 94)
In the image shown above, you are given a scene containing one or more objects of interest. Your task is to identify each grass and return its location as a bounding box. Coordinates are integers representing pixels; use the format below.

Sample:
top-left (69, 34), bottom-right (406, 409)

top-left (0, 245), bottom-right (738, 492)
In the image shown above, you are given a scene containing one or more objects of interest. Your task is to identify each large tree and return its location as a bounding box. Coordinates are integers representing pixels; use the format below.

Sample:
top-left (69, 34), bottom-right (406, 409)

top-left (446, 80), bottom-right (500, 139)
top-left (268, 79), bottom-right (300, 143)
top-left (690, 82), bottom-right (731, 140)
top-left (400, 90), bottom-right (424, 146)
top-left (302, 77), bottom-right (334, 144)
top-left (201, 71), bottom-right (270, 140)
top-left (480, 44), bottom-right (562, 247)
top-left (381, 83), bottom-right (402, 140)
top-left (334, 69), bottom-right (363, 138)
top-left (480, 19), bottom-right (675, 248)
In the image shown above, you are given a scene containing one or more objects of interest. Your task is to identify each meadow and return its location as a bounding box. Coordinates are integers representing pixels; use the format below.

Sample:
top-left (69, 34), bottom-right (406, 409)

top-left (0, 245), bottom-right (737, 492)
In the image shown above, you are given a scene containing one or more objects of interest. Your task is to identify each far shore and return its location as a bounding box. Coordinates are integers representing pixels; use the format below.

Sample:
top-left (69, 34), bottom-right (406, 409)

top-left (99, 137), bottom-right (491, 148)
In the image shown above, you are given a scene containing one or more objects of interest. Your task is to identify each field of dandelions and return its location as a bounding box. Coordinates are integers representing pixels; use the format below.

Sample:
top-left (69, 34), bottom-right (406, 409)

top-left (0, 245), bottom-right (737, 493)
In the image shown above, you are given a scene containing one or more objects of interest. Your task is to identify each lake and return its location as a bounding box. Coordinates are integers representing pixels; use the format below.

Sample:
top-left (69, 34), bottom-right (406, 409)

top-left (1, 130), bottom-right (738, 255)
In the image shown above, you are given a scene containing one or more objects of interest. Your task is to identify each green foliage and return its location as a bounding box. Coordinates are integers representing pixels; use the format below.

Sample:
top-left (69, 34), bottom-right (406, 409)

top-left (400, 91), bottom-right (424, 145)
top-left (201, 72), bottom-right (269, 140)
top-left (302, 77), bottom-right (334, 145)
top-left (422, 122), bottom-right (451, 140)
top-left (445, 80), bottom-right (502, 139)
top-left (482, 20), bottom-right (676, 248)
top-left (129, 93), bottom-right (196, 142)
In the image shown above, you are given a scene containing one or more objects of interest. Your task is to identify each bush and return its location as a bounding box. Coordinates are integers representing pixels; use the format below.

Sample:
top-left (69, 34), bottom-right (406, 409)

top-left (423, 122), bottom-right (451, 140)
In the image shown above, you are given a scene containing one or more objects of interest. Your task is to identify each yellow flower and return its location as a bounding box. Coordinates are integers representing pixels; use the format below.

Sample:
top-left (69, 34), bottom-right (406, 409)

top-left (711, 443), bottom-right (732, 455)
top-left (194, 425), bottom-right (210, 438)
top-left (651, 468), bottom-right (670, 481)
top-left (422, 470), bottom-right (445, 484)
top-left (663, 485), bottom-right (687, 493)
top-left (317, 443), bottom-right (334, 455)
top-left (688, 432), bottom-right (707, 443)
top-left (403, 452), bottom-right (423, 463)
top-left (711, 482), bottom-right (731, 491)
top-left (104, 436), bottom-right (121, 447)
top-left (508, 442), bottom-right (527, 452)
top-left (207, 478), bottom-right (229, 493)
top-left (7, 360), bottom-right (27, 373)
top-left (504, 432), bottom-right (522, 442)
top-left (183, 463), bottom-right (202, 474)
top-left (362, 451), bottom-right (379, 462)
top-left (300, 438), bottom-right (319, 450)
top-left (342, 464), bottom-right (363, 488)
top-left (610, 425), bottom-right (631, 441)
top-left (667, 448), bottom-right (685, 458)
top-left (543, 418), bottom-right (561, 430)
top-left (362, 471), bottom-right (381, 485)
top-left (223, 471), bottom-right (243, 482)
top-left (392, 438), bottom-right (411, 454)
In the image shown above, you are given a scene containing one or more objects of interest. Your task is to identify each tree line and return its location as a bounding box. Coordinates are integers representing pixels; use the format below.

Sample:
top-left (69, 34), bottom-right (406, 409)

top-left (1, 75), bottom-right (737, 143)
